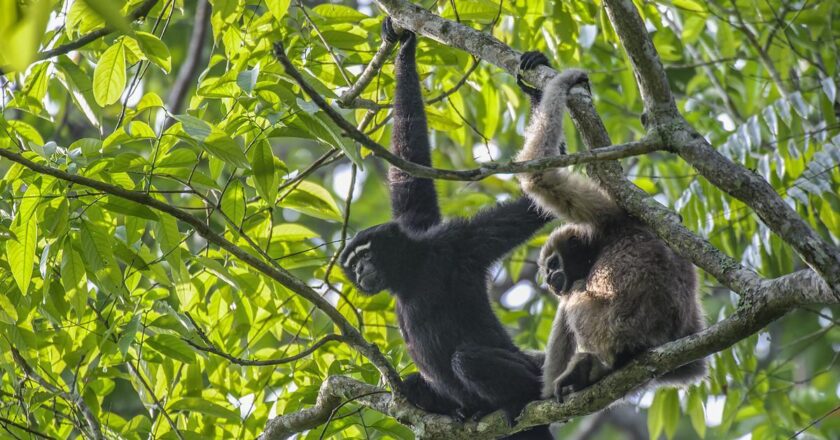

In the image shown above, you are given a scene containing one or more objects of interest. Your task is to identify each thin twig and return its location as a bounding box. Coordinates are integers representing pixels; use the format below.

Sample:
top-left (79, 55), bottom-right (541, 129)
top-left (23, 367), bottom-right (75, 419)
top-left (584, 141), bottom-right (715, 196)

top-left (184, 312), bottom-right (348, 365)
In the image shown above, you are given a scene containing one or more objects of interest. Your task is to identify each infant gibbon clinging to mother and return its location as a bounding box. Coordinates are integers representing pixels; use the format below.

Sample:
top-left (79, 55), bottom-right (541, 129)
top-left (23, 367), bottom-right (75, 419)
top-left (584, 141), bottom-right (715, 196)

top-left (516, 52), bottom-right (706, 401)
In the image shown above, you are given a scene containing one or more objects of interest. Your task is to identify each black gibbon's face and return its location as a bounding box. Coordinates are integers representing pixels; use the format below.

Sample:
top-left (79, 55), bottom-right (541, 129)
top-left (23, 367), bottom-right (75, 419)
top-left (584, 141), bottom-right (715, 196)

top-left (340, 223), bottom-right (403, 294)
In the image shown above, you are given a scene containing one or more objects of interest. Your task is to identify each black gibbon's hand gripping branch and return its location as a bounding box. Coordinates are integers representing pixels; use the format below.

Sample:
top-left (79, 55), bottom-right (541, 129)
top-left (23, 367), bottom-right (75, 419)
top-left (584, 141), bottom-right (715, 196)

top-left (281, 17), bottom-right (554, 440)
top-left (515, 53), bottom-right (706, 401)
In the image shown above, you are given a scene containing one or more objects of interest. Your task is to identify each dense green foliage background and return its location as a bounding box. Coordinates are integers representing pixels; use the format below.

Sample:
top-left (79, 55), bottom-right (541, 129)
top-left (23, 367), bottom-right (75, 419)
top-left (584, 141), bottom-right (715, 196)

top-left (0, 0), bottom-right (838, 438)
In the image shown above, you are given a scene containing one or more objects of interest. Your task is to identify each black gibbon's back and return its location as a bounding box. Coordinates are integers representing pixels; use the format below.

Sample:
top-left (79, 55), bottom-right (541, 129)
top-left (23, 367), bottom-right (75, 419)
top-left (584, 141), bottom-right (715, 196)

top-left (339, 19), bottom-right (552, 440)
top-left (515, 52), bottom-right (706, 401)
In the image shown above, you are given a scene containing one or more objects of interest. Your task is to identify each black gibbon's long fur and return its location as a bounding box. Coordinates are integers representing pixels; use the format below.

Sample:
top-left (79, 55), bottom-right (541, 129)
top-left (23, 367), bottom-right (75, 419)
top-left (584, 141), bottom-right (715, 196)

top-left (339, 20), bottom-right (551, 439)
top-left (515, 52), bottom-right (707, 401)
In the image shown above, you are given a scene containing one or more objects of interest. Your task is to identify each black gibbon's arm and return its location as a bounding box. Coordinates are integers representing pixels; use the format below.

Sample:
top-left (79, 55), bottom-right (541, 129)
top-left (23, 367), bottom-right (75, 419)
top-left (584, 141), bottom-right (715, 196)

top-left (387, 22), bottom-right (441, 232)
top-left (516, 69), bottom-right (622, 226)
top-left (447, 197), bottom-right (550, 268)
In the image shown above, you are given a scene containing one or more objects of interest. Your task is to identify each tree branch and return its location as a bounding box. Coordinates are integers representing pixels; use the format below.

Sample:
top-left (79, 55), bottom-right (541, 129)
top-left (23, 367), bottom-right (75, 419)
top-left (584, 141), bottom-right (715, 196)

top-left (36, 0), bottom-right (160, 62)
top-left (166, 0), bottom-right (210, 114)
top-left (338, 39), bottom-right (396, 107)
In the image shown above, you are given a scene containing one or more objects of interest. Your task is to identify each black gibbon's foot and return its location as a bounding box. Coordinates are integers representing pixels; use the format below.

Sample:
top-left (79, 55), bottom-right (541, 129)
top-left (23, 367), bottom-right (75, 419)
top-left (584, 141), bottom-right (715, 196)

top-left (382, 16), bottom-right (413, 44)
top-left (517, 51), bottom-right (551, 98)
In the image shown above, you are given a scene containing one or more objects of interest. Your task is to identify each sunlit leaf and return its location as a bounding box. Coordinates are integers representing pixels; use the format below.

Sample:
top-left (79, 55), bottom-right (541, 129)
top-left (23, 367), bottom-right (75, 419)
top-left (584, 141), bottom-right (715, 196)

top-left (6, 215), bottom-right (37, 295)
top-left (134, 31), bottom-right (171, 73)
top-left (93, 40), bottom-right (127, 106)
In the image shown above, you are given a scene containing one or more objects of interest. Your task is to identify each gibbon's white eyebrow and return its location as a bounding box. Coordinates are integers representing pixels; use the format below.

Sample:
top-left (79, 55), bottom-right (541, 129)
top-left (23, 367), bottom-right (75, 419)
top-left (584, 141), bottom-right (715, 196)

top-left (342, 241), bottom-right (371, 266)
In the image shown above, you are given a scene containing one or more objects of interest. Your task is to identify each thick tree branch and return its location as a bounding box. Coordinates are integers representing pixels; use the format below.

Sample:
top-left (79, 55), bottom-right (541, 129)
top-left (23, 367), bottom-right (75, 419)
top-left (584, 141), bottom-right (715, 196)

top-left (167, 0), bottom-right (210, 114)
top-left (374, 0), bottom-right (554, 87)
top-left (601, 0), bottom-right (680, 124)
top-left (0, 147), bottom-right (402, 391)
top-left (37, 0), bottom-right (160, 62)
top-left (600, 0), bottom-right (840, 299)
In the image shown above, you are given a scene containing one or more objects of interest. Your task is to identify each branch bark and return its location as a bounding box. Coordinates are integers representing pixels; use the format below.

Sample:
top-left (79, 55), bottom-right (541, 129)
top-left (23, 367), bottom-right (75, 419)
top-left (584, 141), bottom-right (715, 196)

top-left (166, 0), bottom-right (210, 114)
top-left (338, 39), bottom-right (396, 107)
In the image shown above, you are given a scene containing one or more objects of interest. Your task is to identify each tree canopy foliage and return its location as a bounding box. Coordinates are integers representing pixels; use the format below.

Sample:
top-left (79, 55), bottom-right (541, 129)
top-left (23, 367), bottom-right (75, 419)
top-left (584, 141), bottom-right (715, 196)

top-left (0, 0), bottom-right (838, 439)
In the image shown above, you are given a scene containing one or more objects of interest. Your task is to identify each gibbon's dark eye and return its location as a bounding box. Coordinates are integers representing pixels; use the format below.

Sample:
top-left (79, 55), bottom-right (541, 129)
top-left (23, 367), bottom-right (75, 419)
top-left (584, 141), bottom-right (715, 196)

top-left (546, 255), bottom-right (561, 270)
top-left (360, 252), bottom-right (372, 262)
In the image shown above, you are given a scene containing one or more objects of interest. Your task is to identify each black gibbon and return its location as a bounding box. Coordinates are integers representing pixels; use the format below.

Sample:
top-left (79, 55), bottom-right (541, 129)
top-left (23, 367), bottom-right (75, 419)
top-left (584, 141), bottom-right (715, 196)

top-left (516, 52), bottom-right (706, 401)
top-left (339, 19), bottom-right (551, 439)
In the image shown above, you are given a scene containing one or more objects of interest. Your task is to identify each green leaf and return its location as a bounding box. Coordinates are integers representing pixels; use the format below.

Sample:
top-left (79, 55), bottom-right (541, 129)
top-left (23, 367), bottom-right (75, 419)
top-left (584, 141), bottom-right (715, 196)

top-left (251, 141), bottom-right (277, 203)
top-left (0, 0), bottom-right (52, 72)
top-left (6, 215), bottom-right (37, 295)
top-left (134, 31), bottom-right (171, 73)
top-left (203, 131), bottom-right (251, 169)
top-left (61, 243), bottom-right (88, 316)
top-left (174, 114), bottom-right (213, 141)
top-left (221, 180), bottom-right (246, 227)
top-left (156, 148), bottom-right (198, 168)
top-left (270, 224), bottom-right (318, 242)
top-left (136, 92), bottom-right (165, 111)
top-left (688, 388), bottom-right (707, 438)
top-left (648, 389), bottom-right (666, 440)
top-left (103, 196), bottom-right (160, 221)
top-left (79, 219), bottom-right (123, 295)
top-left (173, 115), bottom-right (251, 169)
top-left (279, 180), bottom-right (342, 221)
top-left (312, 4), bottom-right (369, 22)
top-left (118, 315), bottom-right (142, 357)
top-left (93, 40), bottom-right (127, 106)
top-left (146, 334), bottom-right (196, 363)
top-left (0, 292), bottom-right (18, 324)
top-left (169, 398), bottom-right (240, 421)
top-left (80, 0), bottom-right (131, 34)
top-left (266, 0), bottom-right (291, 20)
top-left (202, 131), bottom-right (251, 169)
top-left (662, 388), bottom-right (680, 439)
top-left (156, 215), bottom-right (182, 268)
top-left (236, 66), bottom-right (259, 94)
top-left (19, 183), bottom-right (40, 221)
